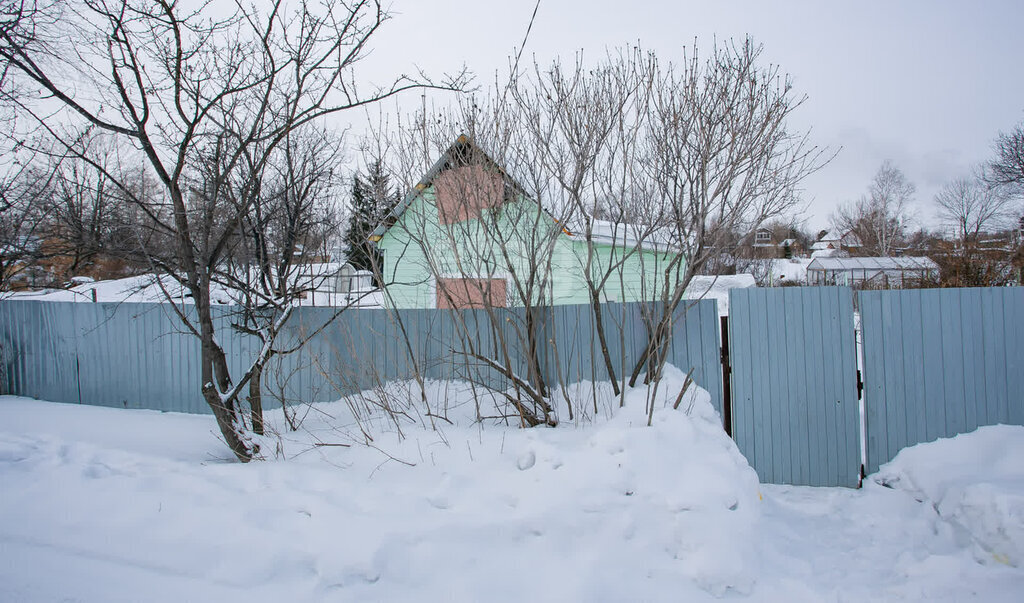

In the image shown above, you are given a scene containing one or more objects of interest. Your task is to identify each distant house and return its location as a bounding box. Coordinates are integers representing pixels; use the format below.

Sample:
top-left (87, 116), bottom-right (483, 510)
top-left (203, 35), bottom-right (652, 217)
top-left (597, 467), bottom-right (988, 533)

top-left (810, 230), bottom-right (862, 257)
top-left (806, 256), bottom-right (938, 288)
top-left (739, 228), bottom-right (804, 259)
top-left (369, 136), bottom-right (681, 309)
top-left (752, 228), bottom-right (774, 248)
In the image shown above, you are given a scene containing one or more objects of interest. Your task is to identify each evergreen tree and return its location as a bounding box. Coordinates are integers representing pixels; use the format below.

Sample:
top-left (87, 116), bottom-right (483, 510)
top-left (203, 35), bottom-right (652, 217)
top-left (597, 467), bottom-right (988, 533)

top-left (343, 160), bottom-right (395, 276)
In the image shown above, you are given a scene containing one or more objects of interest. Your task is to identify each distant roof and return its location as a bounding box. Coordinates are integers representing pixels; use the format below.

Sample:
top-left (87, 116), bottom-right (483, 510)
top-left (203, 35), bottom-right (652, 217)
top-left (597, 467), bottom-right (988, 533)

top-left (807, 256), bottom-right (938, 271)
top-left (814, 229), bottom-right (862, 248)
top-left (810, 248), bottom-right (840, 259)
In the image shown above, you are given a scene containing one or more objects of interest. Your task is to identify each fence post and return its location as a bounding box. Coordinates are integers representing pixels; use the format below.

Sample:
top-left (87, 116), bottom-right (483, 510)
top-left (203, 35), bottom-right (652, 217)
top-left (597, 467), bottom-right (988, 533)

top-left (720, 315), bottom-right (732, 437)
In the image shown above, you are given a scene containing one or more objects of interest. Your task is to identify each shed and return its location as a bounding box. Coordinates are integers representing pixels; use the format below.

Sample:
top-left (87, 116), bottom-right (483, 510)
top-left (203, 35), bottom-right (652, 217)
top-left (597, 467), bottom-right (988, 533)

top-left (806, 256), bottom-right (938, 288)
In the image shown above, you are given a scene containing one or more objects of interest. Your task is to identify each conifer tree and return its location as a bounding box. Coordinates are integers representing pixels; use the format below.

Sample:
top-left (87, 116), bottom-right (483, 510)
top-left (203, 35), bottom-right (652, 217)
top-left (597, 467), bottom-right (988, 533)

top-left (343, 160), bottom-right (396, 276)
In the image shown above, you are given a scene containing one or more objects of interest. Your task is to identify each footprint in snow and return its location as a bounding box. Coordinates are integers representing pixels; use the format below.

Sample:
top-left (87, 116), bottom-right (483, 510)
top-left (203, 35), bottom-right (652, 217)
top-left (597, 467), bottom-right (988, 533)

top-left (517, 450), bottom-right (536, 471)
top-left (426, 495), bottom-right (450, 510)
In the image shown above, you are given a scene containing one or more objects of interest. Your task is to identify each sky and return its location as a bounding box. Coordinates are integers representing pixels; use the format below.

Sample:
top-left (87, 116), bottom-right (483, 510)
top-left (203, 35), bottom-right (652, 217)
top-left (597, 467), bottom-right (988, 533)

top-left (351, 0), bottom-right (1024, 232)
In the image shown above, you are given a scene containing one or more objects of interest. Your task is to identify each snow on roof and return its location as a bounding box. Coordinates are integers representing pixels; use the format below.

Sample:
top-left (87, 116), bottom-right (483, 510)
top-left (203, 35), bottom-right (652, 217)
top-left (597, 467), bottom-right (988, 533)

top-left (769, 257), bottom-right (812, 283)
top-left (685, 273), bottom-right (757, 316)
top-left (807, 256), bottom-right (938, 272)
top-left (570, 218), bottom-right (678, 252)
top-left (813, 230), bottom-right (862, 248)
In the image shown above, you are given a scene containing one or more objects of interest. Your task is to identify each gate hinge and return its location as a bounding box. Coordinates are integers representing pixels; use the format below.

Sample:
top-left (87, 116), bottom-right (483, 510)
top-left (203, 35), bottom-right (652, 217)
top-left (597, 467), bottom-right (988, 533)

top-left (856, 369), bottom-right (863, 400)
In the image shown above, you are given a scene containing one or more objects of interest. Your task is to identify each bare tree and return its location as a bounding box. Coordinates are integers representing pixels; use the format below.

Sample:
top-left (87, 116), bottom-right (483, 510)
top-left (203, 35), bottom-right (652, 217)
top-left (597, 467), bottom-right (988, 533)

top-left (220, 123), bottom-right (346, 436)
top-left (936, 176), bottom-right (1014, 243)
top-left (626, 38), bottom-right (828, 387)
top-left (367, 38), bottom-right (827, 424)
top-left (1, 0), bottom-right (466, 460)
top-left (0, 156), bottom-right (51, 290)
top-left (983, 122), bottom-right (1024, 198)
top-left (38, 136), bottom-right (149, 279)
top-left (509, 48), bottom-right (658, 398)
top-left (377, 115), bottom-right (562, 426)
top-left (935, 175), bottom-right (1017, 286)
top-left (980, 122), bottom-right (1024, 283)
top-left (834, 161), bottom-right (915, 256)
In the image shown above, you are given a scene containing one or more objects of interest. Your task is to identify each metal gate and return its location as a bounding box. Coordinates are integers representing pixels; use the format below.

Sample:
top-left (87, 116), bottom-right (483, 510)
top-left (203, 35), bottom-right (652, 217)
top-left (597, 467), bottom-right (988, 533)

top-left (860, 287), bottom-right (1024, 475)
top-left (728, 287), bottom-right (861, 487)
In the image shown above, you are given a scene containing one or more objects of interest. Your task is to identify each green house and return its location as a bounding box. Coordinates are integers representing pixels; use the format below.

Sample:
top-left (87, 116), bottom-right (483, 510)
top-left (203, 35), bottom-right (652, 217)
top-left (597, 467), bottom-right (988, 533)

top-left (370, 136), bottom-right (682, 309)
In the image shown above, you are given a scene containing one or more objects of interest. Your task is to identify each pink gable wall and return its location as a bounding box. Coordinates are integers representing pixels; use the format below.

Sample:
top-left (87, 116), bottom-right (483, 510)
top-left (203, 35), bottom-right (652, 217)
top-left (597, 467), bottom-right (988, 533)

top-left (434, 164), bottom-right (504, 224)
top-left (436, 278), bottom-right (507, 309)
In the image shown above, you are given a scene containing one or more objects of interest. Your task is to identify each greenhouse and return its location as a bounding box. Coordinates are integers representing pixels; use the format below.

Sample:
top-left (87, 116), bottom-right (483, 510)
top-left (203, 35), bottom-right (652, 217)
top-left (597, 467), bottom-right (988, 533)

top-left (806, 256), bottom-right (939, 288)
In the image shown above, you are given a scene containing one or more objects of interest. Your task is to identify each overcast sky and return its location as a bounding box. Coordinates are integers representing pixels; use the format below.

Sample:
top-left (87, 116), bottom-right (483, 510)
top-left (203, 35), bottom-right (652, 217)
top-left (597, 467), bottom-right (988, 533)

top-left (357, 0), bottom-right (1024, 231)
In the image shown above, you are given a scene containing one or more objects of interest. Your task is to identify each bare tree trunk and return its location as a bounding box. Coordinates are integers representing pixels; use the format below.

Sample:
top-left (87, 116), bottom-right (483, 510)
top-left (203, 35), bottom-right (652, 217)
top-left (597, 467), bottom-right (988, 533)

top-left (195, 284), bottom-right (255, 462)
top-left (590, 289), bottom-right (621, 395)
top-left (524, 306), bottom-right (549, 399)
top-left (249, 363), bottom-right (264, 436)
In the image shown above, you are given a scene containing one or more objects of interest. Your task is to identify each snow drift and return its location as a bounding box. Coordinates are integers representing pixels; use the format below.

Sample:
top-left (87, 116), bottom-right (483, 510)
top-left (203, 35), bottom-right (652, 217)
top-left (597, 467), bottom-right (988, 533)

top-left (874, 425), bottom-right (1024, 567)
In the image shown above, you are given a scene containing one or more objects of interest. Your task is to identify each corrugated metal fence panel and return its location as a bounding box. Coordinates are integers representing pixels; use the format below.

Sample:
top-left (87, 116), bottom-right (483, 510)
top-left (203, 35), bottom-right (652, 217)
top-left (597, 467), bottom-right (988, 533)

top-left (546, 303), bottom-right (605, 386)
top-left (542, 301), bottom-right (722, 415)
top-left (729, 287), bottom-right (860, 487)
top-left (77, 303), bottom-right (204, 412)
top-left (0, 301), bottom-right (79, 404)
top-left (271, 307), bottom-right (346, 406)
top-left (668, 299), bottom-right (723, 416)
top-left (861, 287), bottom-right (1024, 474)
top-left (0, 299), bottom-right (725, 419)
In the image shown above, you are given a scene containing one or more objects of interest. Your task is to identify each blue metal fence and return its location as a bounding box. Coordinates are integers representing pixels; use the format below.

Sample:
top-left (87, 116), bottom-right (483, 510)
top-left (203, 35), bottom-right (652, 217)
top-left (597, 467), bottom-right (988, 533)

top-left (728, 287), bottom-right (861, 488)
top-left (0, 299), bottom-right (723, 417)
top-left (860, 287), bottom-right (1024, 474)
top-left (546, 300), bottom-right (723, 414)
top-left (9, 285), bottom-right (1019, 488)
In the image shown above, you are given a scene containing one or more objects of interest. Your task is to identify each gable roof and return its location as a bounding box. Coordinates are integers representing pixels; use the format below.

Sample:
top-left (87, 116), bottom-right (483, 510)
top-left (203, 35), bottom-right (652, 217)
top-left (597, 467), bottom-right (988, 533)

top-left (370, 135), bottom-right (545, 239)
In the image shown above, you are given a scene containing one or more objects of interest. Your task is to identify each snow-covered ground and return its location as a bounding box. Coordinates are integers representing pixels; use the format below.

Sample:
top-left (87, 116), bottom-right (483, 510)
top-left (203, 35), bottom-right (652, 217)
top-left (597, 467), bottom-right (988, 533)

top-left (2, 375), bottom-right (1022, 602)
top-left (5, 270), bottom-right (385, 308)
top-left (7, 273), bottom-right (217, 303)
top-left (767, 257), bottom-right (812, 285)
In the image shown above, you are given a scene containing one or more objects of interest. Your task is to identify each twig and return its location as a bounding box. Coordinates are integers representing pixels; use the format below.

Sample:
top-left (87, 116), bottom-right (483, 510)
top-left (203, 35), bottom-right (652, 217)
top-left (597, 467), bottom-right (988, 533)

top-left (672, 366), bottom-right (696, 410)
top-left (425, 412), bottom-right (454, 425)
